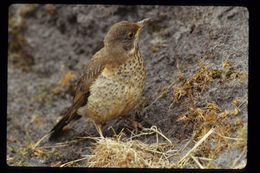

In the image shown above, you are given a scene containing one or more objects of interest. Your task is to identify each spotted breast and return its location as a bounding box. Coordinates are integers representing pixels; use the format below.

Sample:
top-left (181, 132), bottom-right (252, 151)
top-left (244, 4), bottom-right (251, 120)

top-left (77, 50), bottom-right (145, 124)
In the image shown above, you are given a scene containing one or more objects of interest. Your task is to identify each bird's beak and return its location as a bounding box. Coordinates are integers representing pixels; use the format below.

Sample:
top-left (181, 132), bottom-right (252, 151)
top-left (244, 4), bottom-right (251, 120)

top-left (136, 18), bottom-right (151, 35)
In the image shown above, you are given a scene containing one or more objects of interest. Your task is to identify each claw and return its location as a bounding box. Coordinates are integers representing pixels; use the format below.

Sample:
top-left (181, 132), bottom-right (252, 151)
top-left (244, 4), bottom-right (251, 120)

top-left (125, 117), bottom-right (143, 133)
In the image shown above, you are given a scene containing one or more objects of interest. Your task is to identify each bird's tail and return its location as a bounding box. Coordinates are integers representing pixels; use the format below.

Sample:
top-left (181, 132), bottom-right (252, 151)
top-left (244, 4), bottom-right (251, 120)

top-left (49, 99), bottom-right (84, 139)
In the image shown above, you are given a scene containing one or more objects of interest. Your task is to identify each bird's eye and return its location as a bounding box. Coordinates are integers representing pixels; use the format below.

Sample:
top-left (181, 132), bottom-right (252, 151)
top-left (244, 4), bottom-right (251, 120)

top-left (127, 32), bottom-right (134, 39)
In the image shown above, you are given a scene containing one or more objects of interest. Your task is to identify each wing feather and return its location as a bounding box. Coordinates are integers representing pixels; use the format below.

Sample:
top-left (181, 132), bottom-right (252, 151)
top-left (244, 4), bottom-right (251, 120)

top-left (50, 48), bottom-right (106, 137)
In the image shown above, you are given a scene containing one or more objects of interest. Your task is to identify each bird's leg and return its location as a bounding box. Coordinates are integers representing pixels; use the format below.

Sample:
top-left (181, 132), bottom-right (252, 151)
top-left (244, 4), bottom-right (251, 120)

top-left (124, 117), bottom-right (143, 132)
top-left (94, 121), bottom-right (104, 138)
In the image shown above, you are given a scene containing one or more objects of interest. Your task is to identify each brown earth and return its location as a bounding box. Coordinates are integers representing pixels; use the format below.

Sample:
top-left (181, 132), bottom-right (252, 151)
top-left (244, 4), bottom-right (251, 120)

top-left (7, 5), bottom-right (248, 168)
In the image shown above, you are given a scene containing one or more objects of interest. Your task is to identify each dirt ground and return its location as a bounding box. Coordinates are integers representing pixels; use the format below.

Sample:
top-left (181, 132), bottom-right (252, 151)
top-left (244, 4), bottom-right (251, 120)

top-left (7, 5), bottom-right (248, 168)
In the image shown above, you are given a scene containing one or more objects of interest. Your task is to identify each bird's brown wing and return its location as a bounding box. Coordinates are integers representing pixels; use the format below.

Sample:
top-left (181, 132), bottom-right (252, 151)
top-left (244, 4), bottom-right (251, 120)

top-left (50, 49), bottom-right (106, 137)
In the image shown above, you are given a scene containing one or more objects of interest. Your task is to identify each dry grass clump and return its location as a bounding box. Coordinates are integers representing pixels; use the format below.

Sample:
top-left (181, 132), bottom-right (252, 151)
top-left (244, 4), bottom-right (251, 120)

top-left (177, 100), bottom-right (247, 162)
top-left (172, 60), bottom-right (247, 104)
top-left (86, 128), bottom-right (175, 168)
top-left (52, 65), bottom-right (78, 95)
top-left (87, 138), bottom-right (168, 168)
top-left (54, 127), bottom-right (220, 168)
top-left (41, 126), bottom-right (216, 168)
top-left (171, 59), bottom-right (247, 168)
top-left (8, 5), bottom-right (38, 71)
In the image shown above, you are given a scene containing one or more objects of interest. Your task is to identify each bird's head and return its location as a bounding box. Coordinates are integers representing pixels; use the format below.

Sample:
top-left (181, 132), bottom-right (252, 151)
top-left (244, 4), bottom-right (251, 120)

top-left (104, 19), bottom-right (150, 60)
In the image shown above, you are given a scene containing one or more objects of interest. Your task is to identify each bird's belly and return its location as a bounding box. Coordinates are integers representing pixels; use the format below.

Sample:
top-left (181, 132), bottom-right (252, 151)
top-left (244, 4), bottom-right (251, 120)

top-left (85, 76), bottom-right (144, 123)
top-left (77, 53), bottom-right (145, 123)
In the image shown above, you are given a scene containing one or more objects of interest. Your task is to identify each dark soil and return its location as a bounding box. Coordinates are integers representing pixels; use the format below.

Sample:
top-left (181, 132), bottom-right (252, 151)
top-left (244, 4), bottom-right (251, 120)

top-left (7, 5), bottom-right (248, 168)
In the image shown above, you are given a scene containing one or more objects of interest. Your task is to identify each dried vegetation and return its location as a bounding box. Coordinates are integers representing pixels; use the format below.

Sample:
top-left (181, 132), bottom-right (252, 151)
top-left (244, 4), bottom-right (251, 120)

top-left (29, 58), bottom-right (247, 168)
top-left (8, 5), bottom-right (248, 168)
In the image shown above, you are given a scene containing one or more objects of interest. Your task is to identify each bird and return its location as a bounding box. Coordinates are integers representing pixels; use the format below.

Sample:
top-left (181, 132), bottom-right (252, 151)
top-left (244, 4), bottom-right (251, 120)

top-left (49, 18), bottom-right (150, 138)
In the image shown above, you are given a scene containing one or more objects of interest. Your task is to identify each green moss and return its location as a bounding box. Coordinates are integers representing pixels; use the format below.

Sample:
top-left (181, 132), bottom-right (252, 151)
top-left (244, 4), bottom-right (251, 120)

top-left (7, 145), bottom-right (27, 166)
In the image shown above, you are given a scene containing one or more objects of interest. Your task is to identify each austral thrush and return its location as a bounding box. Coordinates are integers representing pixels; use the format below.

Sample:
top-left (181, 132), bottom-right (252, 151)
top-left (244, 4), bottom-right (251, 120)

top-left (50, 19), bottom-right (150, 138)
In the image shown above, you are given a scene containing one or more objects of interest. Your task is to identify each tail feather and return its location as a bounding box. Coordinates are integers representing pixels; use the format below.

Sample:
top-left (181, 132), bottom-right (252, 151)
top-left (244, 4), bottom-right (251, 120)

top-left (49, 95), bottom-right (87, 138)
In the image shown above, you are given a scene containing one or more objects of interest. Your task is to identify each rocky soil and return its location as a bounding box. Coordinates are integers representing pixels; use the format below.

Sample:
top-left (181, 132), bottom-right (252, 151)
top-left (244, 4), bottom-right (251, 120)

top-left (7, 5), bottom-right (248, 168)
